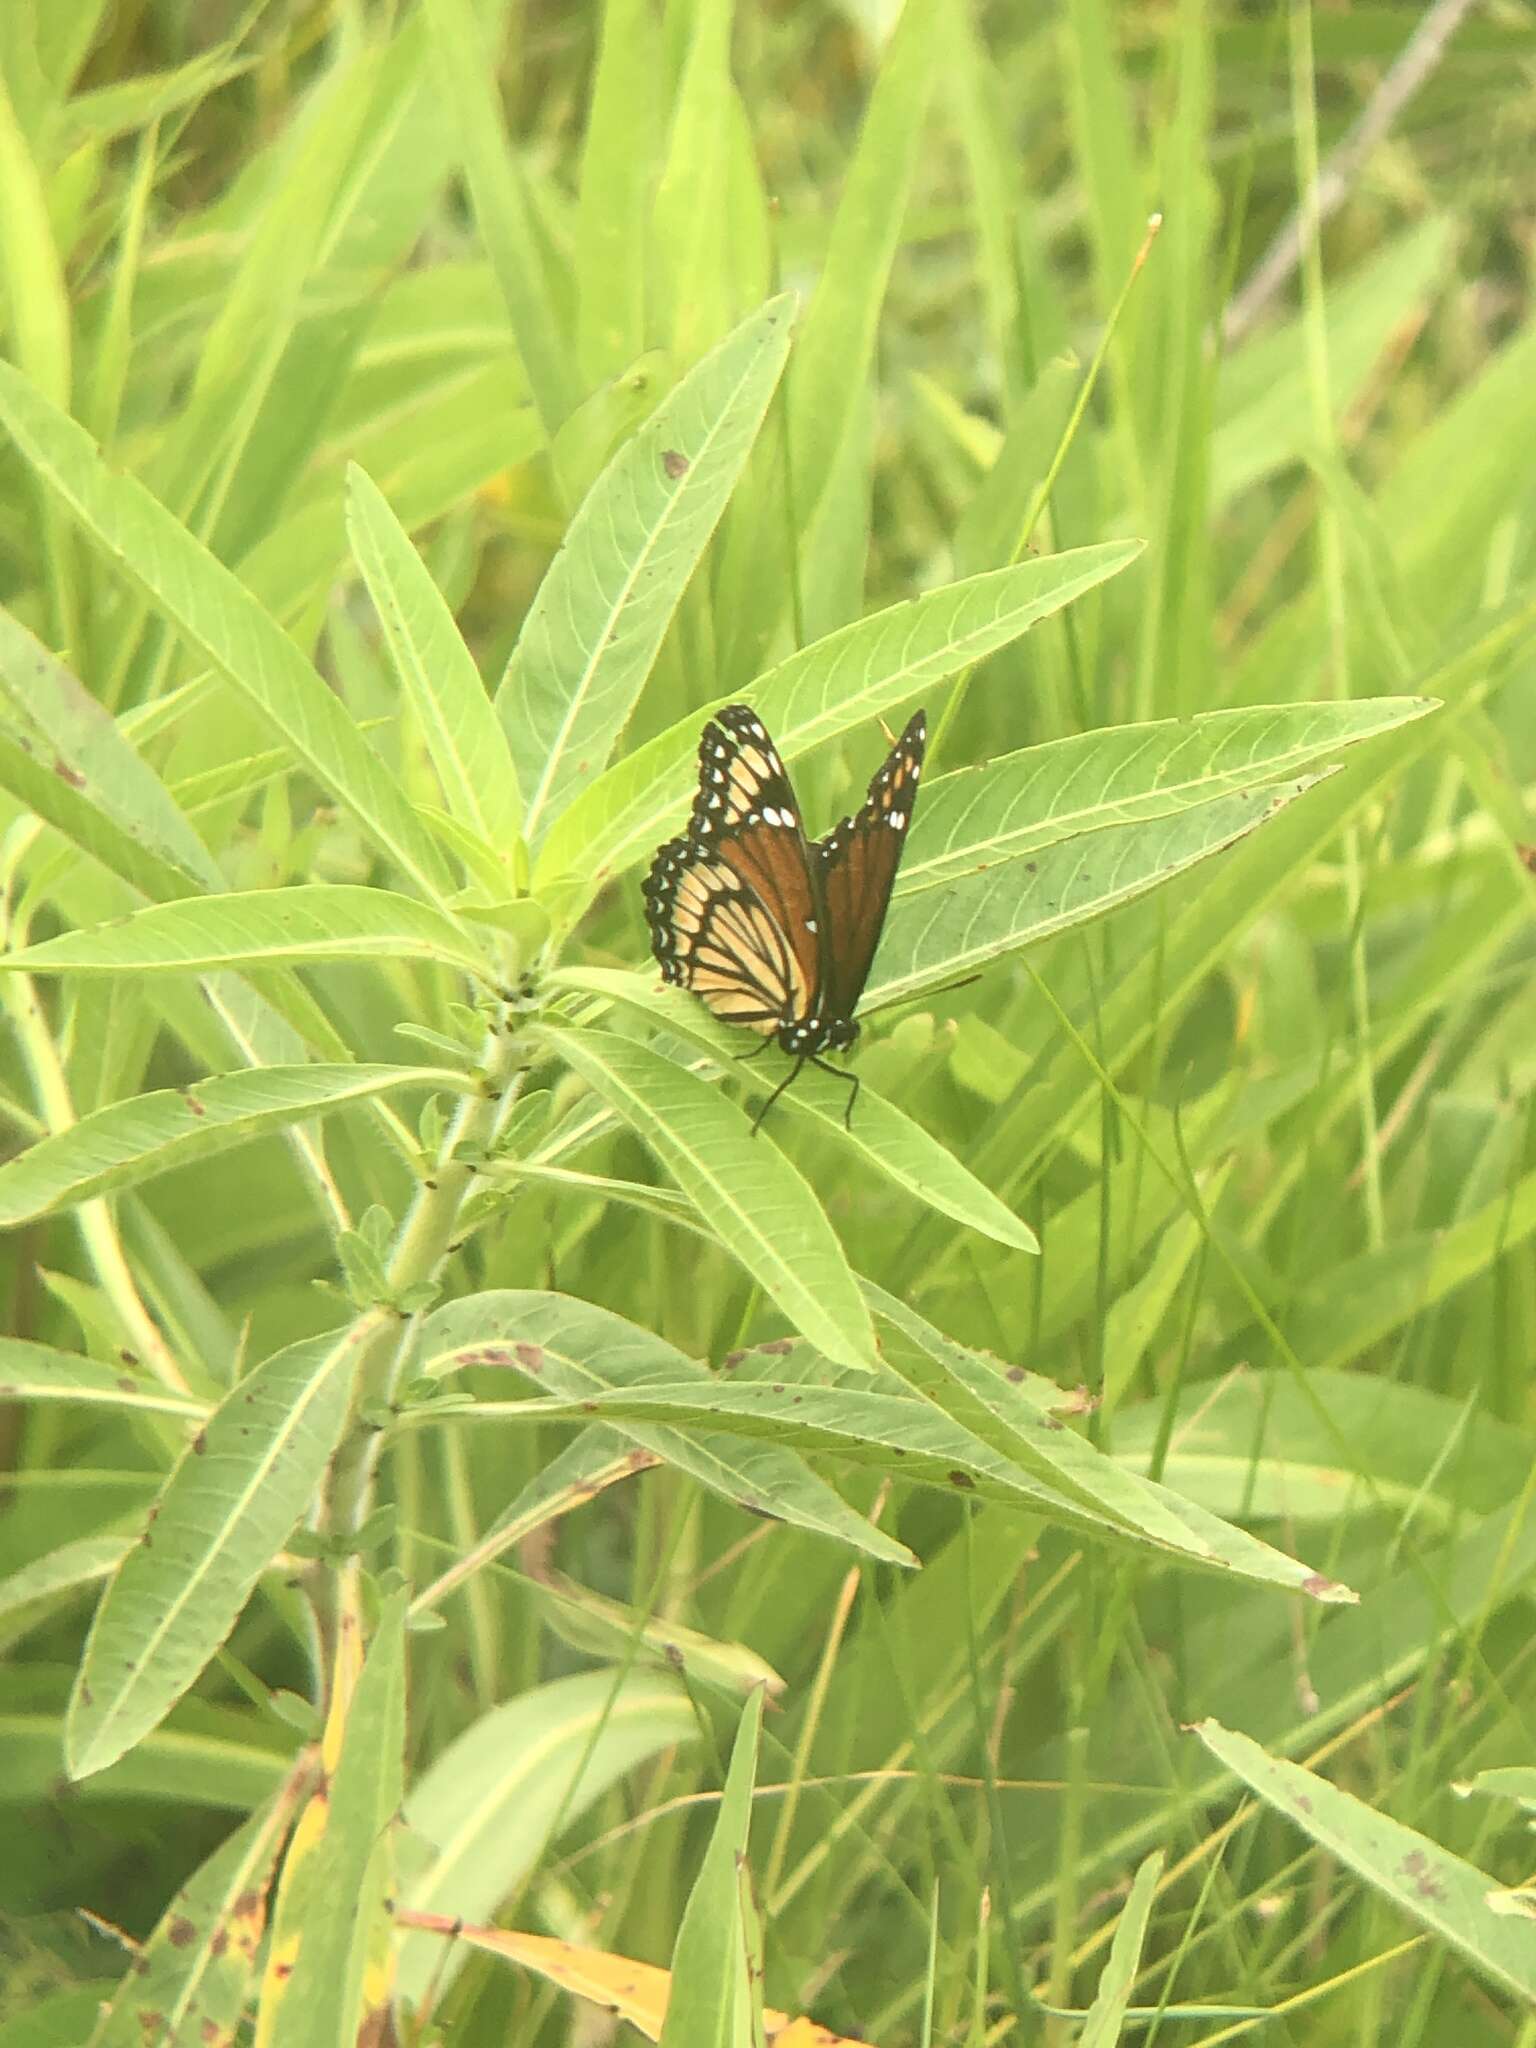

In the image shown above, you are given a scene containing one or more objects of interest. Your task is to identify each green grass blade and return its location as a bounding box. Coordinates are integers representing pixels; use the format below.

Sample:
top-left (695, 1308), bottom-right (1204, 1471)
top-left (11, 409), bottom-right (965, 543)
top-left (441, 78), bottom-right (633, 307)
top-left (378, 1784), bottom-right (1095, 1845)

top-left (1078, 1850), bottom-right (1164, 2048)
top-left (501, 296), bottom-right (793, 845)
top-left (658, 1684), bottom-right (764, 2048)
top-left (575, 0), bottom-right (663, 379)
top-left (423, 0), bottom-right (578, 442)
top-left (1285, 1165), bottom-right (1536, 1371)
top-left (0, 361), bottom-right (458, 904)
top-left (542, 1025), bottom-right (878, 1373)
top-left (535, 541), bottom-right (1140, 896)
top-left (0, 886), bottom-right (493, 980)
top-left (347, 462), bottom-right (523, 849)
top-left (0, 1065), bottom-right (467, 1225)
top-left (0, 70), bottom-right (70, 408)
top-left (1194, 1719), bottom-right (1536, 2006)
top-left (864, 773), bottom-right (1332, 1011)
top-left (789, 0), bottom-right (941, 545)
top-left (65, 1326), bottom-right (362, 1778)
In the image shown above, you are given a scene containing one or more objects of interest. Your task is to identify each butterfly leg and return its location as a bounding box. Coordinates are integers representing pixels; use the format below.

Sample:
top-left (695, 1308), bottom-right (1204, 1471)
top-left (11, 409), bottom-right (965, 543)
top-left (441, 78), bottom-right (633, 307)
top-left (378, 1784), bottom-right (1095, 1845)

top-left (809, 1055), bottom-right (859, 1129)
top-left (749, 1056), bottom-right (806, 1136)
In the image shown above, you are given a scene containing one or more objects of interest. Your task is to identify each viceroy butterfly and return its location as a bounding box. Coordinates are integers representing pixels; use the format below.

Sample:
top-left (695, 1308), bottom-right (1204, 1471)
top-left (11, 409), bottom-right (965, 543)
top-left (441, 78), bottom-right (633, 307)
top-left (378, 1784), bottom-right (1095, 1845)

top-left (643, 705), bottom-right (925, 1129)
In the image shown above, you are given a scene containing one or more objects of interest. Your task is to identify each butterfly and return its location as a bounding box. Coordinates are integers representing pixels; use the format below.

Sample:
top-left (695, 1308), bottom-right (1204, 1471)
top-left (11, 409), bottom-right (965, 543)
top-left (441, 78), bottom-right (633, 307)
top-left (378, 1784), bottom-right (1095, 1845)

top-left (642, 704), bottom-right (926, 1129)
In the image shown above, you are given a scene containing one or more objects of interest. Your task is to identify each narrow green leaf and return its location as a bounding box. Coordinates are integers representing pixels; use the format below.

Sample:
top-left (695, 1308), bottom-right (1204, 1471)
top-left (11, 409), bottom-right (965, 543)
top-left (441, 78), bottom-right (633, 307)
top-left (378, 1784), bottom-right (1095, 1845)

top-left (1078, 1852), bottom-right (1164, 2047)
top-left (417, 1289), bottom-right (914, 1565)
top-left (66, 1326), bottom-right (362, 1779)
top-left (398, 1670), bottom-right (697, 2003)
top-left (0, 606), bottom-right (221, 900)
top-left (952, 355), bottom-right (1080, 576)
top-left (1194, 1719), bottom-right (1536, 2006)
top-left (789, 0), bottom-right (942, 542)
top-left (0, 71), bottom-right (70, 406)
top-left (897, 698), bottom-right (1435, 895)
top-left (277, 1593), bottom-right (407, 2048)
top-left (0, 1534), bottom-right (129, 1656)
top-left (480, 1378), bottom-right (1347, 1596)
top-left (542, 1027), bottom-right (878, 1373)
top-left (422, 0), bottom-right (578, 440)
top-left (0, 1340), bottom-right (206, 1418)
top-left (92, 1796), bottom-right (290, 2048)
top-left (0, 362), bottom-right (457, 904)
top-left (59, 43), bottom-right (254, 150)
top-left (502, 296), bottom-right (794, 844)
top-left (347, 463), bottom-right (523, 848)
top-left (0, 1065), bottom-right (467, 1225)
top-left (0, 886), bottom-right (493, 981)
top-left (1285, 1164), bottom-right (1536, 1371)
top-left (864, 773), bottom-right (1332, 1012)
top-left (574, 0), bottom-right (662, 379)
top-left (534, 541), bottom-right (1141, 894)
top-left (868, 1286), bottom-right (1349, 1596)
top-left (552, 966), bottom-right (1038, 1254)
top-left (659, 1685), bottom-right (764, 2048)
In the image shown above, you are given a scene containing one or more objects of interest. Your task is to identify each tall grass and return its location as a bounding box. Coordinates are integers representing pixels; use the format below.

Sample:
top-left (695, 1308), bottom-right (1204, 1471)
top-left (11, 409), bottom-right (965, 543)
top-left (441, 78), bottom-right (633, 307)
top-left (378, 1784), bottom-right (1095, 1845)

top-left (0, 2), bottom-right (1533, 2043)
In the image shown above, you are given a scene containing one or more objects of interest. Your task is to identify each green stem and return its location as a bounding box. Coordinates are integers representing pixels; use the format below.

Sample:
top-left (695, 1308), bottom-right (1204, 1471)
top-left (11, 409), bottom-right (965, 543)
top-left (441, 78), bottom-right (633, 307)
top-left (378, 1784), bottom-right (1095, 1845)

top-left (309, 1015), bottom-right (532, 1689)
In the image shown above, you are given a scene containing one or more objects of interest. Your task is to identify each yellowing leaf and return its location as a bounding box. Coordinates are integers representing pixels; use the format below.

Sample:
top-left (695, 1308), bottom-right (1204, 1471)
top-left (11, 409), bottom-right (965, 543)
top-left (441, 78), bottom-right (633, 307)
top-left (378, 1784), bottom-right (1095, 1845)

top-left (396, 1914), bottom-right (872, 2044)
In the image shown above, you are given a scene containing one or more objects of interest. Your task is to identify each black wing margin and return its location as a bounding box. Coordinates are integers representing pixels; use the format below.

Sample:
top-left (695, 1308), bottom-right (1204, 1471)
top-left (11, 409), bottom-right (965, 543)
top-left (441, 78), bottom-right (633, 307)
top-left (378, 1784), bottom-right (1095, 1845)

top-left (643, 706), bottom-right (824, 1035)
top-left (814, 708), bottom-right (926, 1025)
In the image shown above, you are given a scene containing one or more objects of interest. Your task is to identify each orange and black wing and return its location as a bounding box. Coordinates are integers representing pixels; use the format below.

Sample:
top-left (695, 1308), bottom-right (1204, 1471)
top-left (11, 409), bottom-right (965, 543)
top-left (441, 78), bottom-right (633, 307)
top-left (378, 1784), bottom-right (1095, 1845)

top-left (643, 707), bottom-right (824, 1037)
top-left (815, 708), bottom-right (926, 1026)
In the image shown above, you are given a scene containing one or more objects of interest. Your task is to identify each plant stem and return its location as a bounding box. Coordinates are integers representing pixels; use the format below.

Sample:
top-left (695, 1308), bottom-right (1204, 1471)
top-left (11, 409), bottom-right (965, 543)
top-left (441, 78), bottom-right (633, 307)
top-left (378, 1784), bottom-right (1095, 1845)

top-left (308, 1013), bottom-right (532, 1691)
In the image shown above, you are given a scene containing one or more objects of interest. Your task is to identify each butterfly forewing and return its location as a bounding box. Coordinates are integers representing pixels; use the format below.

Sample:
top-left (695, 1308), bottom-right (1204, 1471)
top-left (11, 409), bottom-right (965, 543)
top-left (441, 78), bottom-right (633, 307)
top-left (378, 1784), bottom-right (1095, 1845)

top-left (816, 708), bottom-right (926, 1024)
top-left (643, 707), bottom-right (823, 1038)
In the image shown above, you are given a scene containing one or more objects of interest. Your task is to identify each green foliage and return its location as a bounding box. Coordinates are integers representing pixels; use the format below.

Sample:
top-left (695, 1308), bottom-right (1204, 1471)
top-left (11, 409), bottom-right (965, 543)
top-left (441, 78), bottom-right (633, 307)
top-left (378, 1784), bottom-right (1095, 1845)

top-left (0, 2), bottom-right (1533, 2044)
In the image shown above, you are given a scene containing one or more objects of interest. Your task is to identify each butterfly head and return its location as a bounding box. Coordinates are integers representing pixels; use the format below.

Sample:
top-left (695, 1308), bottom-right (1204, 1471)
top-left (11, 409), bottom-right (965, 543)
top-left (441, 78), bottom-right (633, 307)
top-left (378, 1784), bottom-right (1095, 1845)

top-left (774, 1013), bottom-right (859, 1058)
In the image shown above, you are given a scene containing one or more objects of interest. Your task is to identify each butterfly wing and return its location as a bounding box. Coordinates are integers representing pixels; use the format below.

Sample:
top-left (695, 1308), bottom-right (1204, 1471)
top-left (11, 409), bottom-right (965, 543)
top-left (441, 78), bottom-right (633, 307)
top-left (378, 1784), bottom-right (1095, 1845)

top-left (643, 707), bottom-right (825, 1038)
top-left (814, 708), bottom-right (926, 1026)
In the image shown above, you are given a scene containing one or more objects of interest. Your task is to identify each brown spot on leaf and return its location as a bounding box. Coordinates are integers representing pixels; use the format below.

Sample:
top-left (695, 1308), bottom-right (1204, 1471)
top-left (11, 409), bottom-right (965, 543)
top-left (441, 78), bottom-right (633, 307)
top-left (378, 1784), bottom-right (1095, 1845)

top-left (168, 1916), bottom-right (196, 1947)
top-left (948, 1470), bottom-right (976, 1489)
top-left (53, 756), bottom-right (87, 788)
top-left (193, 1429), bottom-right (207, 1455)
top-left (722, 1350), bottom-right (746, 1369)
top-left (118, 1376), bottom-right (138, 1393)
top-left (1006, 1366), bottom-right (1025, 1383)
top-left (514, 1343), bottom-right (544, 1372)
top-left (759, 1338), bottom-right (795, 1355)
top-left (183, 1093), bottom-right (206, 1117)
top-left (661, 449), bottom-right (689, 478)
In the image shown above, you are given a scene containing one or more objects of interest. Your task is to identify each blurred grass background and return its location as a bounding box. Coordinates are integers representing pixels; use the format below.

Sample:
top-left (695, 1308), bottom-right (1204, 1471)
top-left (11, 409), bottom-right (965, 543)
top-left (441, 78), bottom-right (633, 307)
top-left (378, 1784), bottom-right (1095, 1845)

top-left (2, 0), bottom-right (1536, 2040)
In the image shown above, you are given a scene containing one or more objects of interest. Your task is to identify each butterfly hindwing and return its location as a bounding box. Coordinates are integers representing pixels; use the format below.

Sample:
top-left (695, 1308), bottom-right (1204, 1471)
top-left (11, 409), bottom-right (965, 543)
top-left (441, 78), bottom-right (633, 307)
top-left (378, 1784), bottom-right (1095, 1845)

top-left (815, 708), bottom-right (926, 1024)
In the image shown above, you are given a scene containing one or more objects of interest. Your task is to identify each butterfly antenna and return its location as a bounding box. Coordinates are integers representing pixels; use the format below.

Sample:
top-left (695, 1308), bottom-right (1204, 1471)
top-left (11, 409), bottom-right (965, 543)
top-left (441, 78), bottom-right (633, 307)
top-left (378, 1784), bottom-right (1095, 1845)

top-left (750, 1056), bottom-right (805, 1136)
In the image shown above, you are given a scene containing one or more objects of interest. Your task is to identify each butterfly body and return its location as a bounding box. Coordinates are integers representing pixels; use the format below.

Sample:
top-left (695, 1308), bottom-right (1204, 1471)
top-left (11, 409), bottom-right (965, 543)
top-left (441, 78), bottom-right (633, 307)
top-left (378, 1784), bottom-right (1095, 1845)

top-left (643, 705), bottom-right (926, 1126)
